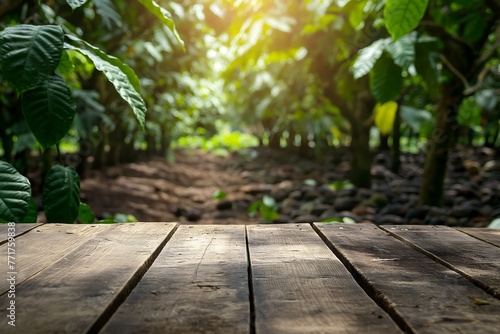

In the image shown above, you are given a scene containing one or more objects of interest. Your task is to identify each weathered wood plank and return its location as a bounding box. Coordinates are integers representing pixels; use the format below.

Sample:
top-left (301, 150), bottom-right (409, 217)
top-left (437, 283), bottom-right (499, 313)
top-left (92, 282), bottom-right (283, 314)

top-left (457, 228), bottom-right (500, 248)
top-left (0, 223), bottom-right (113, 295)
top-left (382, 225), bottom-right (500, 299)
top-left (0, 222), bottom-right (177, 333)
top-left (101, 225), bottom-right (249, 334)
top-left (0, 223), bottom-right (43, 244)
top-left (247, 224), bottom-right (402, 334)
top-left (315, 223), bottom-right (500, 334)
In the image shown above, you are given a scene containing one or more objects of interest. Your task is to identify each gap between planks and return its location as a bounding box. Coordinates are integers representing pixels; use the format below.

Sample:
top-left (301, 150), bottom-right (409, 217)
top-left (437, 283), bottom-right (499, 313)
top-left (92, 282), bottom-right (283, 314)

top-left (313, 223), bottom-right (500, 334)
top-left (87, 223), bottom-right (179, 333)
top-left (380, 225), bottom-right (500, 301)
top-left (310, 223), bottom-right (413, 334)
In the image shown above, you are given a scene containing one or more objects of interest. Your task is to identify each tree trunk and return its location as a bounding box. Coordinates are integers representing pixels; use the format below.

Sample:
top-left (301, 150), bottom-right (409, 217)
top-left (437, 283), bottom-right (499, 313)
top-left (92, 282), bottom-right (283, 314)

top-left (347, 90), bottom-right (375, 188)
top-left (390, 107), bottom-right (401, 173)
top-left (420, 83), bottom-right (463, 206)
top-left (379, 135), bottom-right (389, 151)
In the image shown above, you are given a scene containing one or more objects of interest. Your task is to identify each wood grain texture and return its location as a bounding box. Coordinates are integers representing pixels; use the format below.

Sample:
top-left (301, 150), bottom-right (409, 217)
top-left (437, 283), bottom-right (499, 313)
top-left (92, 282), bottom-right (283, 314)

top-left (457, 228), bottom-right (500, 248)
top-left (0, 223), bottom-right (43, 244)
top-left (247, 224), bottom-right (402, 334)
top-left (0, 224), bottom-right (112, 294)
top-left (382, 225), bottom-right (500, 299)
top-left (0, 222), bottom-right (176, 333)
top-left (315, 223), bottom-right (500, 334)
top-left (101, 225), bottom-right (249, 334)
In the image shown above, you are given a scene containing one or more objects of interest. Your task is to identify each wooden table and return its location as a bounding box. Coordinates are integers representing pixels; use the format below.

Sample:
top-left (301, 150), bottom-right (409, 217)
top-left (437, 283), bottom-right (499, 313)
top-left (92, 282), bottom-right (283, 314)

top-left (1, 223), bottom-right (499, 333)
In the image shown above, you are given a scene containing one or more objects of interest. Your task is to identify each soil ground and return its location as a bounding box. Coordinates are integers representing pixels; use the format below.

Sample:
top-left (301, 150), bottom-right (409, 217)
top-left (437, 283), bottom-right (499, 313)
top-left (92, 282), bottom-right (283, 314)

top-left (81, 148), bottom-right (265, 224)
top-left (79, 146), bottom-right (500, 227)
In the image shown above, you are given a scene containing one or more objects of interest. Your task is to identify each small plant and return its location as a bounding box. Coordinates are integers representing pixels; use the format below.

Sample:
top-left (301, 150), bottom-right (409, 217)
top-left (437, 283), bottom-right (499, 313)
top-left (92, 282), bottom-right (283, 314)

top-left (212, 190), bottom-right (227, 200)
top-left (248, 195), bottom-right (279, 223)
top-left (320, 217), bottom-right (357, 224)
top-left (97, 213), bottom-right (138, 224)
top-left (327, 180), bottom-right (355, 191)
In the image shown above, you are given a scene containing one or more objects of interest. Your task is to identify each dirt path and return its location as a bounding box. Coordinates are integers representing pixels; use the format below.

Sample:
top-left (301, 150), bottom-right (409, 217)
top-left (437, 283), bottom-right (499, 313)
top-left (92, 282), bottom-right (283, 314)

top-left (81, 149), bottom-right (264, 224)
top-left (80, 146), bottom-right (500, 227)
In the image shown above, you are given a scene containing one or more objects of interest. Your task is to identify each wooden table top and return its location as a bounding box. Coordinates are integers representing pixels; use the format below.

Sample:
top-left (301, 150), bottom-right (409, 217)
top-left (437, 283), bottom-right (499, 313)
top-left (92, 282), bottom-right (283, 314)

top-left (1, 223), bottom-right (499, 333)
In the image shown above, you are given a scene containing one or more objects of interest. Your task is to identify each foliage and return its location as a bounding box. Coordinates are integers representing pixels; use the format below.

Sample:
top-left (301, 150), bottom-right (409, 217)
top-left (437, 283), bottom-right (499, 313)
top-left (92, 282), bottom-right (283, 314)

top-left (0, 161), bottom-right (31, 222)
top-left (384, 0), bottom-right (430, 41)
top-left (174, 130), bottom-right (259, 156)
top-left (97, 213), bottom-right (138, 224)
top-left (0, 0), bottom-right (181, 223)
top-left (1, 0), bottom-right (499, 221)
top-left (212, 190), bottom-right (227, 200)
top-left (248, 195), bottom-right (279, 223)
top-left (488, 219), bottom-right (500, 229)
top-left (42, 165), bottom-right (80, 223)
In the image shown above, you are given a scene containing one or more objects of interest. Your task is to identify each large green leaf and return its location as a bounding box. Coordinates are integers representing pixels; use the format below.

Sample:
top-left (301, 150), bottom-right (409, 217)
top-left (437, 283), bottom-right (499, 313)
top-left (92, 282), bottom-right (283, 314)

top-left (137, 0), bottom-right (185, 49)
top-left (21, 75), bottom-right (76, 149)
top-left (415, 40), bottom-right (440, 95)
top-left (65, 43), bottom-right (147, 128)
top-left (65, 35), bottom-right (141, 94)
top-left (488, 219), bottom-right (500, 229)
top-left (0, 25), bottom-right (63, 93)
top-left (384, 0), bottom-right (429, 41)
top-left (370, 53), bottom-right (403, 103)
top-left (66, 0), bottom-right (89, 9)
top-left (0, 161), bottom-right (31, 222)
top-left (78, 203), bottom-right (95, 224)
top-left (43, 165), bottom-right (80, 223)
top-left (385, 32), bottom-right (416, 68)
top-left (22, 198), bottom-right (38, 223)
top-left (352, 38), bottom-right (391, 79)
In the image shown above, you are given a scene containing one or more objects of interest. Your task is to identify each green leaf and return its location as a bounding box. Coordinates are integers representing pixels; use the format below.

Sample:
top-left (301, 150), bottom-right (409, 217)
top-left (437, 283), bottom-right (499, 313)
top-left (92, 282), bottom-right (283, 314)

top-left (374, 101), bottom-right (398, 136)
top-left (0, 25), bottom-right (63, 93)
top-left (370, 53), bottom-right (403, 103)
top-left (66, 0), bottom-right (89, 9)
top-left (384, 0), bottom-right (429, 41)
top-left (56, 50), bottom-right (75, 75)
top-left (475, 89), bottom-right (497, 111)
top-left (0, 161), bottom-right (31, 222)
top-left (248, 200), bottom-right (261, 217)
top-left (415, 41), bottom-right (440, 95)
top-left (43, 165), bottom-right (80, 223)
top-left (22, 198), bottom-right (38, 223)
top-left (345, 0), bottom-right (369, 29)
top-left (400, 106), bottom-right (433, 132)
top-left (113, 213), bottom-right (138, 223)
top-left (352, 38), bottom-right (391, 79)
top-left (65, 35), bottom-right (141, 94)
top-left (212, 190), bottom-right (227, 200)
top-left (262, 195), bottom-right (276, 208)
top-left (137, 0), bottom-right (185, 49)
top-left (65, 43), bottom-right (147, 129)
top-left (463, 14), bottom-right (488, 43)
top-left (487, 219), bottom-right (500, 229)
top-left (78, 203), bottom-right (95, 224)
top-left (21, 75), bottom-right (76, 149)
top-left (94, 0), bottom-right (122, 30)
top-left (385, 32), bottom-right (416, 68)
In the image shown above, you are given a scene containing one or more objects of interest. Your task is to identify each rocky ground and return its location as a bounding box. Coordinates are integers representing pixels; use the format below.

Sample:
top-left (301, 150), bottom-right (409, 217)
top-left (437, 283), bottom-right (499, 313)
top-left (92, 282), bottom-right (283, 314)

top-left (80, 146), bottom-right (500, 227)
